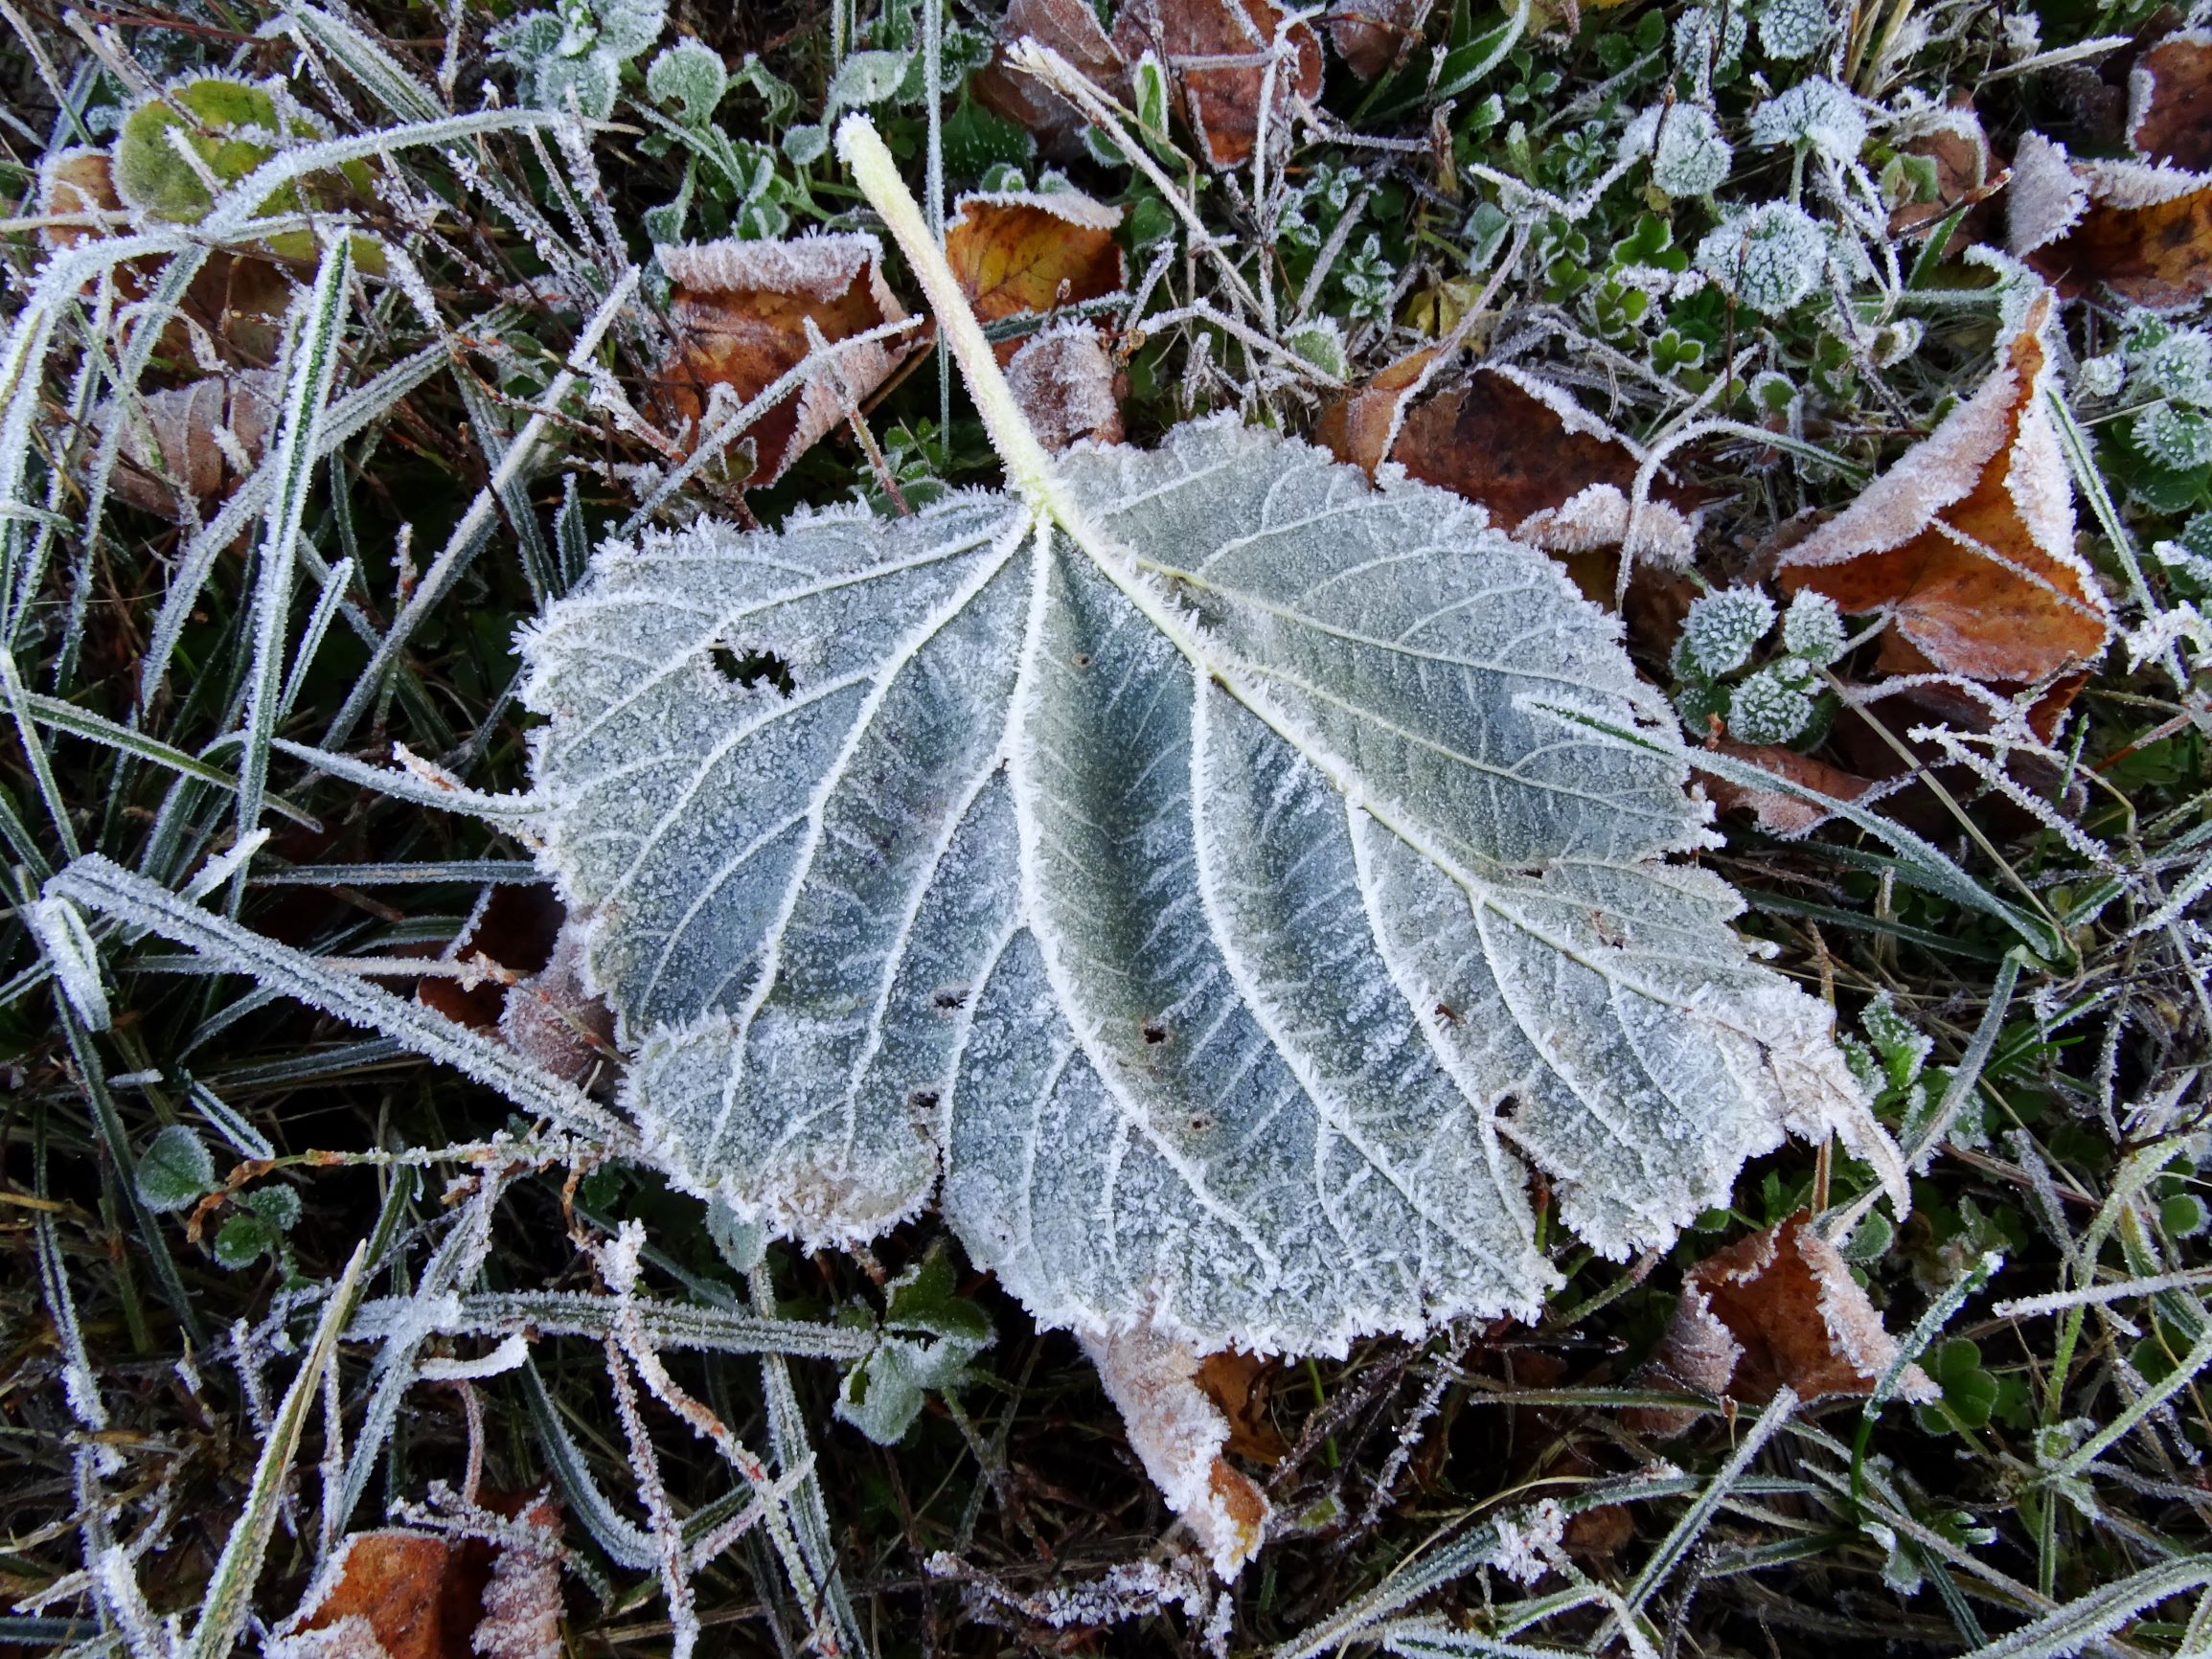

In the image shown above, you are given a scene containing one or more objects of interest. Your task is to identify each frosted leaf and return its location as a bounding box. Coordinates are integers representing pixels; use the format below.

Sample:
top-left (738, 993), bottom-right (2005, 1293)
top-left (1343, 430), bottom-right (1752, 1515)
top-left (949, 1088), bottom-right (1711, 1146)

top-left (1619, 104), bottom-right (1734, 197)
top-left (1757, 0), bottom-right (1832, 59)
top-left (1682, 586), bottom-right (1777, 675)
top-left (29, 895), bottom-right (110, 1031)
top-left (1780, 589), bottom-right (1847, 665)
top-left (2136, 403), bottom-right (2212, 468)
top-left (1695, 201), bottom-right (1829, 314)
top-left (1748, 78), bottom-right (1868, 163)
top-left (1727, 665), bottom-right (1817, 743)
top-left (1004, 320), bottom-right (1125, 451)
top-left (591, 0), bottom-right (667, 59)
top-left (828, 50), bottom-right (912, 113)
top-left (646, 39), bottom-right (726, 125)
top-left (2136, 326), bottom-right (2212, 406)
top-left (1674, 5), bottom-right (1747, 76)
top-left (135, 1124), bottom-right (216, 1213)
top-left (534, 50), bottom-right (618, 121)
top-left (2075, 352), bottom-right (2126, 398)
top-left (523, 416), bottom-right (1903, 1367)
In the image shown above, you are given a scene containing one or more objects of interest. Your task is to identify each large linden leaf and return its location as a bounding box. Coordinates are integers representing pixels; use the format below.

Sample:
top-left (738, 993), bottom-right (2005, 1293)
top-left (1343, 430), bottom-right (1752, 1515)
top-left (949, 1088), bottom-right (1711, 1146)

top-left (521, 416), bottom-right (1901, 1368)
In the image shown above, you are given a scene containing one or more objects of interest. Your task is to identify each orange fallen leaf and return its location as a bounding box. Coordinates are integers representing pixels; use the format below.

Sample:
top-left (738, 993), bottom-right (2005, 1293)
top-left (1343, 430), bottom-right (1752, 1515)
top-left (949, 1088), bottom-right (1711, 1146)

top-left (276, 1500), bottom-right (561, 1659)
top-left (2130, 29), bottom-right (2212, 171)
top-left (1342, 361), bottom-right (1698, 565)
top-left (1112, 0), bottom-right (1324, 170)
top-left (972, 0), bottom-right (1129, 159)
top-left (38, 147), bottom-right (122, 251)
top-left (652, 234), bottom-right (915, 486)
top-left (944, 188), bottom-right (1126, 331)
top-left (1630, 1213), bottom-right (1936, 1437)
top-left (1005, 317), bottom-right (1126, 449)
top-left (1777, 288), bottom-right (2111, 683)
top-left (2008, 128), bottom-right (2212, 311)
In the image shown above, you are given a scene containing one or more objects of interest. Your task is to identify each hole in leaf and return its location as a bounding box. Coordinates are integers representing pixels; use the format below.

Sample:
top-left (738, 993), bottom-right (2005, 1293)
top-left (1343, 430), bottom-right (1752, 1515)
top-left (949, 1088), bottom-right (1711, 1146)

top-left (706, 641), bottom-right (794, 695)
top-left (1142, 1019), bottom-right (1171, 1045)
top-left (932, 986), bottom-right (969, 1011)
top-left (908, 1089), bottom-right (940, 1112)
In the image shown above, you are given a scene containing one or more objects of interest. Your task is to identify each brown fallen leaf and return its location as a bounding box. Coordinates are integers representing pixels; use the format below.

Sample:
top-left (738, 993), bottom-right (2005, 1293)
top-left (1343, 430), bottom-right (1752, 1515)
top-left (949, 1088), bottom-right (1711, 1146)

top-left (1354, 362), bottom-right (1698, 565)
top-left (1194, 1348), bottom-right (1289, 1464)
top-left (1005, 317), bottom-right (1127, 449)
top-left (415, 883), bottom-right (564, 1034)
top-left (500, 918), bottom-right (617, 1086)
top-left (99, 370), bottom-right (277, 519)
top-left (652, 234), bottom-right (915, 486)
top-left (2008, 127), bottom-right (2212, 310)
top-left (1630, 1213), bottom-right (1936, 1437)
top-left (944, 188), bottom-right (1126, 333)
top-left (1695, 739), bottom-right (1889, 839)
top-left (2131, 28), bottom-right (2212, 170)
top-left (38, 147), bottom-right (123, 251)
top-left (1887, 98), bottom-right (2002, 254)
top-left (1312, 345), bottom-right (1439, 476)
top-left (972, 0), bottom-right (1129, 159)
top-left (1330, 0), bottom-right (1435, 80)
top-left (1112, 0), bottom-right (1324, 170)
top-left (274, 1499), bottom-right (562, 1659)
top-left (1777, 288), bottom-right (2111, 683)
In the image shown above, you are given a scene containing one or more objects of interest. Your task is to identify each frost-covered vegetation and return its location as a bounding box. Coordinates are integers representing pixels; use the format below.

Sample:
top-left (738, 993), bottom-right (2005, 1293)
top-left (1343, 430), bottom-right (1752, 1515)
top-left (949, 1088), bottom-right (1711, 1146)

top-left (5, 0), bottom-right (2212, 1654)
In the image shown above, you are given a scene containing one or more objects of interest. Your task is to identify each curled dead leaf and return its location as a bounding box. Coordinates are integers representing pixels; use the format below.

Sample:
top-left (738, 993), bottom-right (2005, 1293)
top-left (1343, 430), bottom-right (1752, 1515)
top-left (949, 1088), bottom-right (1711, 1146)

top-left (2008, 128), bottom-right (2212, 310)
top-left (972, 0), bottom-right (1130, 159)
top-left (652, 234), bottom-right (915, 486)
top-left (1083, 1322), bottom-right (1270, 1578)
top-left (1777, 288), bottom-right (2111, 683)
top-left (1330, 0), bottom-right (1435, 80)
top-left (1887, 99), bottom-right (2001, 254)
top-left (501, 919), bottom-right (617, 1086)
top-left (1630, 1214), bottom-right (1936, 1438)
top-left (99, 370), bottom-right (277, 520)
top-left (1112, 0), bottom-right (1324, 170)
top-left (944, 188), bottom-right (1127, 333)
top-left (38, 148), bottom-right (123, 250)
top-left (2131, 29), bottom-right (2212, 171)
top-left (1005, 317), bottom-right (1127, 449)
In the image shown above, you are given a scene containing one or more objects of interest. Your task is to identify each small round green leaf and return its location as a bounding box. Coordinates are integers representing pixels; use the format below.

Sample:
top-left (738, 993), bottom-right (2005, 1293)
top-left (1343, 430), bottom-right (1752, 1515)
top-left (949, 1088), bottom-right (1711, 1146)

top-left (135, 1125), bottom-right (216, 1214)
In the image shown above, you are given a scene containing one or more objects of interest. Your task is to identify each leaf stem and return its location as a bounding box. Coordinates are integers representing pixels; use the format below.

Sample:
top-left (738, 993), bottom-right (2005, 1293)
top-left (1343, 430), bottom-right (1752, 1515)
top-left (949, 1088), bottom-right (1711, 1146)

top-left (836, 114), bottom-right (1057, 508)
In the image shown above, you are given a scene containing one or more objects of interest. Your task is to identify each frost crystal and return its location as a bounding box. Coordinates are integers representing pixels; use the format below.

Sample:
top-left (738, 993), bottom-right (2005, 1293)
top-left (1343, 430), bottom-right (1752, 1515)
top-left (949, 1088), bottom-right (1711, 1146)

top-left (1695, 201), bottom-right (1830, 314)
top-left (1620, 103), bottom-right (1734, 196)
top-left (1748, 77), bottom-right (1868, 162)
top-left (1757, 0), bottom-right (1833, 58)
top-left (1728, 664), bottom-right (1818, 743)
top-left (1682, 586), bottom-right (1778, 675)
top-left (521, 417), bottom-right (1904, 1370)
top-left (1780, 589), bottom-right (1847, 665)
top-left (2136, 403), bottom-right (2212, 469)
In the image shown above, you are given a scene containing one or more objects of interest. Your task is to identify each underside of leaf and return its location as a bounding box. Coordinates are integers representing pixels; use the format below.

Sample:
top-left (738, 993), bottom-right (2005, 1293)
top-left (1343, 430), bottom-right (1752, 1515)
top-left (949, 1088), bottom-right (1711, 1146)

top-left (522, 417), bottom-right (1899, 1359)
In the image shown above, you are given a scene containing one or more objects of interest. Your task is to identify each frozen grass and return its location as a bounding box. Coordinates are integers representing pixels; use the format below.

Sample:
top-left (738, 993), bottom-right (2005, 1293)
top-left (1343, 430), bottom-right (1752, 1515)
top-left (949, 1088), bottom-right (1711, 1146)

top-left (2, 0), bottom-right (2211, 1655)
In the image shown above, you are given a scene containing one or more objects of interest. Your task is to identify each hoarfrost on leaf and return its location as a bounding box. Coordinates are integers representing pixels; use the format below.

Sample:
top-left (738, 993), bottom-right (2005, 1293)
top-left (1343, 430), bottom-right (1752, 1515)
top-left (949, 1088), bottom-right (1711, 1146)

top-left (1620, 103), bottom-right (1734, 197)
top-left (523, 410), bottom-right (1905, 1370)
top-left (1682, 586), bottom-right (1778, 675)
top-left (1780, 590), bottom-right (1847, 666)
top-left (1756, 0), bottom-right (1833, 59)
top-left (1748, 78), bottom-right (1869, 163)
top-left (2135, 325), bottom-right (2212, 405)
top-left (2136, 403), bottom-right (2212, 469)
top-left (1674, 5), bottom-right (1748, 78)
top-left (1695, 201), bottom-right (1830, 314)
top-left (2075, 353), bottom-right (2127, 398)
top-left (646, 39), bottom-right (726, 125)
top-left (1728, 665), bottom-right (1819, 744)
